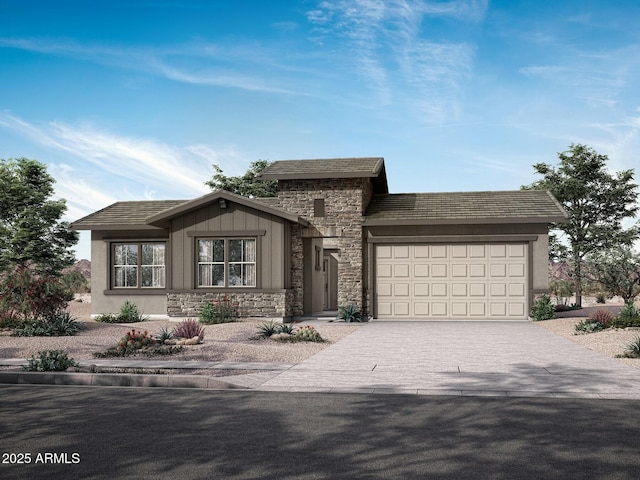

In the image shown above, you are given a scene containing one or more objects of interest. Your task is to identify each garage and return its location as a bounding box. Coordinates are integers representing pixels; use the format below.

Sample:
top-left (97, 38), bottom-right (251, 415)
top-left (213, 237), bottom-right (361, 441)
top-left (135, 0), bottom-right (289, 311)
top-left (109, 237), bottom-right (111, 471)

top-left (375, 243), bottom-right (528, 320)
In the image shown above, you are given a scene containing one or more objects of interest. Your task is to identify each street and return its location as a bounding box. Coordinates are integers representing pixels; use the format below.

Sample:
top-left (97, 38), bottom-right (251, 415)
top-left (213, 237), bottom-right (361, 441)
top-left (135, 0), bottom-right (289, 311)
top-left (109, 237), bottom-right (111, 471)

top-left (1, 385), bottom-right (639, 479)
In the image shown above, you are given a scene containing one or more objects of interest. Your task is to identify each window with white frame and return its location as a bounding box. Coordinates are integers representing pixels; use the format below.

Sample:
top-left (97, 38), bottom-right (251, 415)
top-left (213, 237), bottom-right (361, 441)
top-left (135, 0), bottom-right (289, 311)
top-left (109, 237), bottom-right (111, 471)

top-left (198, 238), bottom-right (256, 287)
top-left (113, 243), bottom-right (166, 288)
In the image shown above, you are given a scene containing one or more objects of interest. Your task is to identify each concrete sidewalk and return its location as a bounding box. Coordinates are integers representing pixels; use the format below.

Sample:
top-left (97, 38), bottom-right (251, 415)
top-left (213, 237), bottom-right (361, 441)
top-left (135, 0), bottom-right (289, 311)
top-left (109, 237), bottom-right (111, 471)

top-left (2, 321), bottom-right (640, 398)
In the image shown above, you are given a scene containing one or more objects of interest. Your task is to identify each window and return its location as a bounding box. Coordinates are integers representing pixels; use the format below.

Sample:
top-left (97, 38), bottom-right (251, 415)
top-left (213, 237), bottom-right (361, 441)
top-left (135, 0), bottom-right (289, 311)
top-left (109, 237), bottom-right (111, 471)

top-left (198, 238), bottom-right (256, 287)
top-left (314, 198), bottom-right (325, 218)
top-left (113, 243), bottom-right (165, 288)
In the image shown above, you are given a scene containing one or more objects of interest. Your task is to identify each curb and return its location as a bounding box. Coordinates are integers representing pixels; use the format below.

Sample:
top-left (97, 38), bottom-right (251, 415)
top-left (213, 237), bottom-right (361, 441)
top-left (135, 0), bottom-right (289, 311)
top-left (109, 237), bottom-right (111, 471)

top-left (0, 371), bottom-right (245, 389)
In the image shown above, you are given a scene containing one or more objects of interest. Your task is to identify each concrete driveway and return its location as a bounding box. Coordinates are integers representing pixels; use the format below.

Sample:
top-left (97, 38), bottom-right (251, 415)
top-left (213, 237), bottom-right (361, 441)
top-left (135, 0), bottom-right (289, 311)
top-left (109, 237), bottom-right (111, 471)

top-left (231, 321), bottom-right (640, 398)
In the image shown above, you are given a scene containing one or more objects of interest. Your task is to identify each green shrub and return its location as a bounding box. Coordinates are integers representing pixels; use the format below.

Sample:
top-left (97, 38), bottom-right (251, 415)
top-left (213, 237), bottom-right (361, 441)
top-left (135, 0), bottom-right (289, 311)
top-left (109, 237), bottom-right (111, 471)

top-left (530, 295), bottom-right (555, 321)
top-left (611, 317), bottom-right (640, 328)
top-left (12, 311), bottom-right (80, 337)
top-left (95, 301), bottom-right (148, 323)
top-left (155, 327), bottom-right (174, 345)
top-left (574, 320), bottom-right (605, 334)
top-left (338, 305), bottom-right (362, 323)
top-left (622, 336), bottom-right (640, 358)
top-left (173, 319), bottom-right (205, 341)
top-left (595, 293), bottom-right (607, 304)
top-left (24, 350), bottom-right (79, 372)
top-left (199, 295), bottom-right (240, 324)
top-left (618, 302), bottom-right (640, 321)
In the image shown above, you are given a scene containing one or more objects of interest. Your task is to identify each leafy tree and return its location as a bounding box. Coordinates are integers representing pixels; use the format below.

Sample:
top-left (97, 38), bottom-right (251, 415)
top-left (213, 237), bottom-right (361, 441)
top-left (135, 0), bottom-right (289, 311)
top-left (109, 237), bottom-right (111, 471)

top-left (0, 158), bottom-right (79, 276)
top-left (205, 160), bottom-right (277, 198)
top-left (522, 144), bottom-right (639, 306)
top-left (585, 246), bottom-right (640, 305)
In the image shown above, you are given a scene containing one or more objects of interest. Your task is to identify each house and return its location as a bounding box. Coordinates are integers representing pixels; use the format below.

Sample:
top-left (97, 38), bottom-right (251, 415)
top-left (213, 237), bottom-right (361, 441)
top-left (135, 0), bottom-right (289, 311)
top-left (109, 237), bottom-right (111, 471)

top-left (71, 157), bottom-right (568, 321)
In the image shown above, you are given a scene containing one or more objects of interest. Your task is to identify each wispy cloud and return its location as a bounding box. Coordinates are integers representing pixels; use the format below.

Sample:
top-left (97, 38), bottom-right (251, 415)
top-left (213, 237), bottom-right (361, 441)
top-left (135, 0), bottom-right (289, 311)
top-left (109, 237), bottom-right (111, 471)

top-left (0, 112), bottom-right (249, 207)
top-left (306, 0), bottom-right (484, 121)
top-left (0, 36), bottom-right (297, 94)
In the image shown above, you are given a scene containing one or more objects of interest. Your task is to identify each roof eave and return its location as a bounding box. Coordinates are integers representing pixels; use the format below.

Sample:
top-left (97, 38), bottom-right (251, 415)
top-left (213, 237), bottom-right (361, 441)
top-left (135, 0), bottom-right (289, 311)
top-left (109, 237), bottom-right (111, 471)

top-left (363, 216), bottom-right (569, 226)
top-left (69, 223), bottom-right (165, 231)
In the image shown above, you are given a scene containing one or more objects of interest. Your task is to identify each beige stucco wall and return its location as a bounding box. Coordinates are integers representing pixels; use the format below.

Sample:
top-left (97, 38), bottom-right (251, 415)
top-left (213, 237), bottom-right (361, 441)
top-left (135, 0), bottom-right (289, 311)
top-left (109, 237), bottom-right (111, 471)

top-left (90, 230), bottom-right (169, 317)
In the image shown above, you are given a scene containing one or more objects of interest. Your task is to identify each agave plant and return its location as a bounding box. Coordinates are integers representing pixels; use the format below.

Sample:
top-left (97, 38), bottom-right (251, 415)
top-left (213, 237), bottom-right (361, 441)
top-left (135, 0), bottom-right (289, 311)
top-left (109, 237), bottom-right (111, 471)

top-left (338, 305), bottom-right (361, 323)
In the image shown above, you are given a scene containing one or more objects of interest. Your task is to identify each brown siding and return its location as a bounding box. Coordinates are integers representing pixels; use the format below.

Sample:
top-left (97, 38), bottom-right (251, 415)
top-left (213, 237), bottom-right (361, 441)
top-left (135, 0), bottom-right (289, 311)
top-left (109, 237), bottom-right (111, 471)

top-left (169, 201), bottom-right (287, 290)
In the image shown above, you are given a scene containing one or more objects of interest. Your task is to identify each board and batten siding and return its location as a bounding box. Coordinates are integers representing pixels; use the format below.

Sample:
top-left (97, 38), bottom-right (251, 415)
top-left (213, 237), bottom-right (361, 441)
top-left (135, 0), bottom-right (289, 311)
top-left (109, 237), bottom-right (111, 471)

top-left (169, 201), bottom-right (287, 290)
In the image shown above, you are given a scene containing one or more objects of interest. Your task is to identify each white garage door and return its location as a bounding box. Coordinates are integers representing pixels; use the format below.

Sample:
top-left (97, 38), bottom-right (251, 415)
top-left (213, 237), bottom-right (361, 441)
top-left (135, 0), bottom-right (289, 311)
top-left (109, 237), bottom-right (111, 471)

top-left (375, 243), bottom-right (528, 320)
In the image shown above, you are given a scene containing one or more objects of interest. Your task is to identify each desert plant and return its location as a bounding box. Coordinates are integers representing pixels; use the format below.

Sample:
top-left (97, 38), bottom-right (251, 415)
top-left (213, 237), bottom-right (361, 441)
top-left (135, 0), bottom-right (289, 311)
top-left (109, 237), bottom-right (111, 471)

top-left (618, 302), bottom-right (640, 321)
top-left (173, 319), bottom-right (205, 341)
top-left (338, 305), bottom-right (362, 323)
top-left (294, 326), bottom-right (324, 342)
top-left (118, 300), bottom-right (148, 323)
top-left (278, 323), bottom-right (295, 335)
top-left (530, 295), bottom-right (555, 321)
top-left (623, 335), bottom-right (640, 358)
top-left (256, 321), bottom-right (280, 339)
top-left (199, 295), bottom-right (240, 324)
top-left (12, 311), bottom-right (80, 337)
top-left (95, 313), bottom-right (120, 323)
top-left (155, 327), bottom-right (174, 344)
top-left (588, 309), bottom-right (614, 328)
top-left (595, 293), bottom-right (607, 304)
top-left (574, 320), bottom-right (605, 334)
top-left (24, 350), bottom-right (79, 371)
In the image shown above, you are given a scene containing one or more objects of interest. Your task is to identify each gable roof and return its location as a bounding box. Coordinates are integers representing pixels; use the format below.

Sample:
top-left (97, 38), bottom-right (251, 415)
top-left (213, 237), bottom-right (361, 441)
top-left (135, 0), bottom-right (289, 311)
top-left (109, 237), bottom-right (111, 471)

top-left (70, 191), bottom-right (308, 231)
top-left (258, 157), bottom-right (389, 194)
top-left (145, 190), bottom-right (308, 227)
top-left (364, 190), bottom-right (568, 225)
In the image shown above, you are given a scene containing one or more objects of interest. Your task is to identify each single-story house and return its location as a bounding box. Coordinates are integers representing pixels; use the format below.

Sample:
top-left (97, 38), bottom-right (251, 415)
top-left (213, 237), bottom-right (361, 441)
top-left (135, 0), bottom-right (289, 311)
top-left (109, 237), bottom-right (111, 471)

top-left (71, 157), bottom-right (568, 321)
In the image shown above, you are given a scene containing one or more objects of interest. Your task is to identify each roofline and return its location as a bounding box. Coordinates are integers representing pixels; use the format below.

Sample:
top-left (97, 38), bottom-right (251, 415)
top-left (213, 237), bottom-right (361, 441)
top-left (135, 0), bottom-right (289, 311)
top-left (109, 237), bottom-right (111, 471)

top-left (363, 216), bottom-right (569, 226)
top-left (257, 157), bottom-right (385, 180)
top-left (69, 224), bottom-right (164, 231)
top-left (145, 190), bottom-right (309, 227)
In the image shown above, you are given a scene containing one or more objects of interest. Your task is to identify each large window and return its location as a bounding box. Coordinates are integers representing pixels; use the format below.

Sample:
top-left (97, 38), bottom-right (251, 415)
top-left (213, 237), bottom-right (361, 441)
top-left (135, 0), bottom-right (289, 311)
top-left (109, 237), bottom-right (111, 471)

top-left (113, 243), bottom-right (166, 289)
top-left (198, 238), bottom-right (256, 287)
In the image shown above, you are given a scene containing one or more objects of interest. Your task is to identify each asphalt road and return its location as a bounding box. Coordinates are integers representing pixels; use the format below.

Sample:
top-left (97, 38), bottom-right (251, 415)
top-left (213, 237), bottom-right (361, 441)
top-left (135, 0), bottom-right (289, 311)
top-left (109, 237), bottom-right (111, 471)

top-left (1, 385), bottom-right (639, 480)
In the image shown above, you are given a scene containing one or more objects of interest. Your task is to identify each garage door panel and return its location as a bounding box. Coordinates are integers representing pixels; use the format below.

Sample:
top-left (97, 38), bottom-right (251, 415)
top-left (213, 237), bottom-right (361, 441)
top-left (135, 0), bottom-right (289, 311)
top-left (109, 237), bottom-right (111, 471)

top-left (375, 243), bottom-right (528, 320)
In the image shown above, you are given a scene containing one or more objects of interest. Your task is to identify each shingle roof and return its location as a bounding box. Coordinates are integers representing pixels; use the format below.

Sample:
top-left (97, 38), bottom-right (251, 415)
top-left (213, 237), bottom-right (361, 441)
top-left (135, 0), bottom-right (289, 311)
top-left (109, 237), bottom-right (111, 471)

top-left (364, 190), bottom-right (568, 225)
top-left (257, 157), bottom-right (382, 179)
top-left (70, 200), bottom-right (187, 230)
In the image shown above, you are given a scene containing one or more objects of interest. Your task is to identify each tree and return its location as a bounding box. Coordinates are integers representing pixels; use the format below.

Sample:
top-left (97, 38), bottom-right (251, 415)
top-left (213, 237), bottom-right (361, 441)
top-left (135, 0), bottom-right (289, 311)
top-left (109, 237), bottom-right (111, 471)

top-left (0, 158), bottom-right (79, 276)
top-left (205, 160), bottom-right (277, 198)
top-left (522, 144), bottom-right (639, 307)
top-left (585, 246), bottom-right (640, 305)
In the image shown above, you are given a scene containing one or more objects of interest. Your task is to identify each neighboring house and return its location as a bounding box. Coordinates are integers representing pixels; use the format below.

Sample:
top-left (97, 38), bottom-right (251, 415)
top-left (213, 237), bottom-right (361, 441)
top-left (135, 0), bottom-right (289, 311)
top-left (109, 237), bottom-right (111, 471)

top-left (71, 157), bottom-right (568, 321)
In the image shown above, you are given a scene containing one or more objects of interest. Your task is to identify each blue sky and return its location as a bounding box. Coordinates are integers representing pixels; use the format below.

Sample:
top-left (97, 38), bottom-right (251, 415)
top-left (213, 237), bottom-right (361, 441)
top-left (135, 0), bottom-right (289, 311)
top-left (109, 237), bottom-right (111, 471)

top-left (1, 0), bottom-right (639, 260)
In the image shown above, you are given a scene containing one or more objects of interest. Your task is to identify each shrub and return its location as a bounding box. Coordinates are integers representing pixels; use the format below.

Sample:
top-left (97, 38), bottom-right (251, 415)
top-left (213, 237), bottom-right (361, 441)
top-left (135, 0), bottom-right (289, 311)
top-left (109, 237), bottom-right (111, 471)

top-left (0, 266), bottom-right (72, 321)
top-left (623, 336), bottom-right (640, 358)
top-left (530, 295), bottom-right (555, 321)
top-left (618, 302), bottom-right (640, 321)
top-left (595, 293), bottom-right (607, 304)
top-left (24, 350), bottom-right (79, 372)
top-left (173, 319), bottom-right (205, 341)
top-left (12, 311), bottom-right (80, 337)
top-left (588, 309), bottom-right (614, 328)
top-left (95, 301), bottom-right (148, 323)
top-left (113, 329), bottom-right (156, 355)
top-left (338, 305), bottom-right (362, 323)
top-left (294, 326), bottom-right (324, 343)
top-left (574, 320), bottom-right (605, 334)
top-left (118, 300), bottom-right (148, 323)
top-left (199, 295), bottom-right (240, 324)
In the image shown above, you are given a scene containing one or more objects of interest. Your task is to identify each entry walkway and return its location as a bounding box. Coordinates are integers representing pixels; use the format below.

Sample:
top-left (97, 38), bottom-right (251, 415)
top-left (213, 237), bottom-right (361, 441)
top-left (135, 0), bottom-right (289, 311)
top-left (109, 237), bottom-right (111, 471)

top-left (224, 321), bottom-right (640, 398)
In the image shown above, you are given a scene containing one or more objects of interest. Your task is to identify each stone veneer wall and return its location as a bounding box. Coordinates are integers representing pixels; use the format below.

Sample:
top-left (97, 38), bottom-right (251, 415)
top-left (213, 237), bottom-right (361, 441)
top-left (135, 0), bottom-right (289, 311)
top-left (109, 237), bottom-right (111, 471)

top-left (167, 291), bottom-right (292, 318)
top-left (275, 178), bottom-right (372, 312)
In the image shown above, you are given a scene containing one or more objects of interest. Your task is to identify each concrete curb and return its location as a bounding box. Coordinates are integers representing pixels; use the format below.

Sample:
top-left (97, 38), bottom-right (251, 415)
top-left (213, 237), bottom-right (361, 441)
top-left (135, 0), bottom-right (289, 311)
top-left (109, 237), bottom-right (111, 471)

top-left (0, 371), bottom-right (244, 389)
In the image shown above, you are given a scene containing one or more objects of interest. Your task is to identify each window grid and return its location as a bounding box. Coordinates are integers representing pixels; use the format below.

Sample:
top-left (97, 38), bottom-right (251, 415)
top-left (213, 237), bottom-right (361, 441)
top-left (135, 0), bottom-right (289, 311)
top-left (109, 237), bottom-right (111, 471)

top-left (198, 238), bottom-right (256, 288)
top-left (113, 243), bottom-right (165, 289)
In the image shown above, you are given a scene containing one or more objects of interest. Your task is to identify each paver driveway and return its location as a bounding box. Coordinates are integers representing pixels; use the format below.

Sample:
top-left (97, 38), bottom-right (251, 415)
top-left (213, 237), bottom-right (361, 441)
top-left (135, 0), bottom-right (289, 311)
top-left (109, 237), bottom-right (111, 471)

top-left (236, 321), bottom-right (640, 398)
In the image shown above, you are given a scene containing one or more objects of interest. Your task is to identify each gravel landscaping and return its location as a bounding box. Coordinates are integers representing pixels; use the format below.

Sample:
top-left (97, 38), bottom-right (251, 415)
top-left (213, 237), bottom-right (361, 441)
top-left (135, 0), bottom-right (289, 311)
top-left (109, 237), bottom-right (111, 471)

top-left (1, 297), bottom-right (639, 370)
